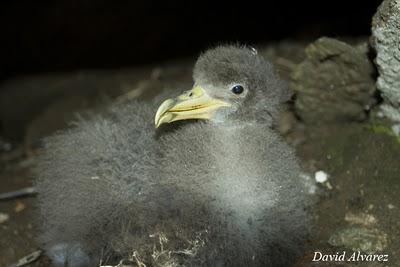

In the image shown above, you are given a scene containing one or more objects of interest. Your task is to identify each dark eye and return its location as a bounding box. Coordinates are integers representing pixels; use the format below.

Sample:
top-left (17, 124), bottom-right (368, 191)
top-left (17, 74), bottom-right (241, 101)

top-left (231, 85), bottom-right (244, 95)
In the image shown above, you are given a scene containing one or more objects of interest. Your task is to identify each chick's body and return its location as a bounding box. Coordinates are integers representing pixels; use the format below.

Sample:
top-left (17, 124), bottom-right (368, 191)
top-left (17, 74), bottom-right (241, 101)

top-left (35, 45), bottom-right (311, 267)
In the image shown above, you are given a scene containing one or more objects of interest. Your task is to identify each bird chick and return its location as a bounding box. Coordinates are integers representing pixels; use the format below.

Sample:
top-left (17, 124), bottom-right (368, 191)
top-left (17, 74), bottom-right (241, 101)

top-left (34, 45), bottom-right (312, 267)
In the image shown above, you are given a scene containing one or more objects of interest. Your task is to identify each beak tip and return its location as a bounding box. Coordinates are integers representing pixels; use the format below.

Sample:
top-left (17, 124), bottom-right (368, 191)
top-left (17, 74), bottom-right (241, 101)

top-left (154, 86), bottom-right (230, 127)
top-left (154, 98), bottom-right (176, 129)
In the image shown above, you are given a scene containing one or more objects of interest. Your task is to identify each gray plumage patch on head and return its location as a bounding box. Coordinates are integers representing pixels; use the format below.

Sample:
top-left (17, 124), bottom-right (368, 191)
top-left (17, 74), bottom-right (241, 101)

top-left (193, 45), bottom-right (268, 87)
top-left (193, 45), bottom-right (292, 123)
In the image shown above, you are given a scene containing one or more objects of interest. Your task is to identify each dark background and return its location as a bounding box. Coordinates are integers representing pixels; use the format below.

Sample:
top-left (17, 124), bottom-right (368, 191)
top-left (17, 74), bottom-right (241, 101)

top-left (0, 1), bottom-right (382, 82)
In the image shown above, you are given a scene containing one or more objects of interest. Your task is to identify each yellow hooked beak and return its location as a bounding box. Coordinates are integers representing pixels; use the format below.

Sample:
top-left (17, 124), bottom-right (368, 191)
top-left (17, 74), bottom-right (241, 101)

top-left (155, 86), bottom-right (231, 128)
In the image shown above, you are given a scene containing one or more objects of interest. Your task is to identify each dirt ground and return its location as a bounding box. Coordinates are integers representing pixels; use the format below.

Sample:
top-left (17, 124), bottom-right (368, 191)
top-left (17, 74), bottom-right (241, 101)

top-left (0, 45), bottom-right (398, 267)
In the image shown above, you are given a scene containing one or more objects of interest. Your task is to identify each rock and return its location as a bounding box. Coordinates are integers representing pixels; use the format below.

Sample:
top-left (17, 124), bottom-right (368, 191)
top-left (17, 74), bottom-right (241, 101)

top-left (371, 0), bottom-right (400, 135)
top-left (344, 212), bottom-right (377, 227)
top-left (0, 213), bottom-right (9, 224)
top-left (328, 226), bottom-right (388, 253)
top-left (291, 37), bottom-right (376, 124)
top-left (315, 170), bottom-right (329, 183)
top-left (14, 201), bottom-right (26, 213)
